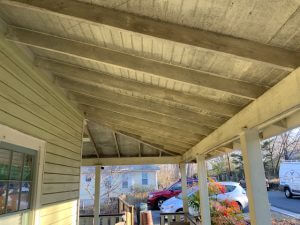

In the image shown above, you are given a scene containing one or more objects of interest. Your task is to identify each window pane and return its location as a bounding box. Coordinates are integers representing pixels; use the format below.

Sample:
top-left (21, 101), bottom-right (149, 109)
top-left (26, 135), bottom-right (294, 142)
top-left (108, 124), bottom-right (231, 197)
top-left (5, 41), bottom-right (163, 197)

top-left (0, 149), bottom-right (11, 180)
top-left (170, 183), bottom-right (181, 191)
top-left (19, 182), bottom-right (31, 210)
top-left (23, 154), bottom-right (33, 181)
top-left (225, 185), bottom-right (236, 193)
top-left (0, 181), bottom-right (7, 215)
top-left (10, 152), bottom-right (23, 181)
top-left (6, 181), bottom-right (20, 213)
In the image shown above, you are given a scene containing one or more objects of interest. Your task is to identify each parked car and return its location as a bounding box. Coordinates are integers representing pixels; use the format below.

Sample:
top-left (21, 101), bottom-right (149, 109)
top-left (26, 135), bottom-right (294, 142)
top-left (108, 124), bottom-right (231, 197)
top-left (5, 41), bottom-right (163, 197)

top-left (147, 178), bottom-right (197, 209)
top-left (160, 182), bottom-right (248, 214)
top-left (279, 161), bottom-right (300, 198)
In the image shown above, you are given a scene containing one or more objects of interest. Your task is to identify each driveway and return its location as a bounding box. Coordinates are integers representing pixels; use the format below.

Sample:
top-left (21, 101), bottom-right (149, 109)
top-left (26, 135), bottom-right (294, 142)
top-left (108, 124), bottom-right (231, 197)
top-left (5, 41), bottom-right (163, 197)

top-left (268, 191), bottom-right (300, 214)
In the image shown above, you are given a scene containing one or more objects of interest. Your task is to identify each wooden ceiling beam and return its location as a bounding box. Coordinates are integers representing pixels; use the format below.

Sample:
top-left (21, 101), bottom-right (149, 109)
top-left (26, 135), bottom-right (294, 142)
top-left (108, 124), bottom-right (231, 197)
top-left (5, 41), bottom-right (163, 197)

top-left (82, 156), bottom-right (183, 166)
top-left (2, 0), bottom-right (299, 70)
top-left (86, 115), bottom-right (199, 146)
top-left (116, 131), bottom-right (177, 156)
top-left (57, 76), bottom-right (235, 120)
top-left (7, 26), bottom-right (267, 101)
top-left (183, 68), bottom-right (300, 161)
top-left (86, 125), bottom-right (101, 158)
top-left (36, 58), bottom-right (239, 117)
top-left (70, 91), bottom-right (225, 129)
top-left (71, 92), bottom-right (213, 136)
top-left (115, 130), bottom-right (191, 152)
top-left (112, 132), bottom-right (121, 158)
top-left (85, 121), bottom-right (193, 150)
top-left (81, 105), bottom-right (204, 143)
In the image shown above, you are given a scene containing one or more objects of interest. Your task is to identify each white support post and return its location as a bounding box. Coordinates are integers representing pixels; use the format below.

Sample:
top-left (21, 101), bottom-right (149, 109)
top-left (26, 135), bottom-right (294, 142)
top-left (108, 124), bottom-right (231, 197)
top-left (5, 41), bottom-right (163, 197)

top-left (179, 163), bottom-right (188, 214)
top-left (240, 129), bottom-right (271, 225)
top-left (94, 165), bottom-right (101, 225)
top-left (196, 155), bottom-right (211, 225)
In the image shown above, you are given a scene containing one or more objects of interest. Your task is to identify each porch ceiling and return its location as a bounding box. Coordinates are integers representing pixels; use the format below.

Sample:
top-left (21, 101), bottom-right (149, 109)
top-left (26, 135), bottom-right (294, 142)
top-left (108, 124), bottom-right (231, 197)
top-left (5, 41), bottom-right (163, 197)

top-left (0, 0), bottom-right (299, 160)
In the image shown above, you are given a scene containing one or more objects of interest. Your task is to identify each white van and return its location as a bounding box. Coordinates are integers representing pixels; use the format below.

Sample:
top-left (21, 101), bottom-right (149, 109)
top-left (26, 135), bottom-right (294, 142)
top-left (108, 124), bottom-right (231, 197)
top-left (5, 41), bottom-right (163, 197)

top-left (279, 161), bottom-right (300, 198)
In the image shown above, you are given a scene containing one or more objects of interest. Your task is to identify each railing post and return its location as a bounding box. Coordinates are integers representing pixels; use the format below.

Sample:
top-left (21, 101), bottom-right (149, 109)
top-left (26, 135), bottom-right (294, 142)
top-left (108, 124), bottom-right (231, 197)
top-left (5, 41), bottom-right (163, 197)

top-left (196, 155), bottom-right (211, 225)
top-left (94, 165), bottom-right (101, 225)
top-left (131, 206), bottom-right (134, 225)
top-left (179, 163), bottom-right (188, 216)
top-left (240, 129), bottom-right (272, 225)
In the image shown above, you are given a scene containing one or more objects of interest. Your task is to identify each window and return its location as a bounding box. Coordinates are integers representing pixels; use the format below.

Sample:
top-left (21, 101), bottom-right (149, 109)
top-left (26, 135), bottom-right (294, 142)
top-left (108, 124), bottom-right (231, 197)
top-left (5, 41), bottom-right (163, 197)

top-left (122, 174), bottom-right (128, 189)
top-left (142, 173), bottom-right (148, 185)
top-left (169, 182), bottom-right (181, 191)
top-left (225, 185), bottom-right (236, 193)
top-left (0, 144), bottom-right (35, 215)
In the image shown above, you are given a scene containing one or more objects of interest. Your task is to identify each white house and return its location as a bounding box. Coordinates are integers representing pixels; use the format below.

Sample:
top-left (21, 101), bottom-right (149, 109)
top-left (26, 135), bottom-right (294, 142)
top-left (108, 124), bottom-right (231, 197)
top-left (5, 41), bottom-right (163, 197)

top-left (80, 165), bottom-right (159, 206)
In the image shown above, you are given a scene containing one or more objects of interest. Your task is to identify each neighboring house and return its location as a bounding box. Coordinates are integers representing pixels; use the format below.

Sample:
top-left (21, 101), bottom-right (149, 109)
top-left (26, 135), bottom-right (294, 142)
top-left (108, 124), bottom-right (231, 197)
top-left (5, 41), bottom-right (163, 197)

top-left (80, 165), bottom-right (159, 206)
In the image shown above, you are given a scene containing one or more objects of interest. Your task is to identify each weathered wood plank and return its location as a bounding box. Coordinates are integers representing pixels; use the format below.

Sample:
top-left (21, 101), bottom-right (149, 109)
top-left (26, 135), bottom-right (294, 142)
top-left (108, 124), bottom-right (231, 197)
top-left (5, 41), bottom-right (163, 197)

top-left (40, 200), bottom-right (75, 216)
top-left (44, 163), bottom-right (80, 175)
top-left (46, 143), bottom-right (81, 161)
top-left (58, 76), bottom-right (238, 117)
top-left (82, 156), bottom-right (183, 166)
top-left (0, 82), bottom-right (82, 147)
top-left (41, 191), bottom-right (79, 205)
top-left (45, 152), bottom-right (81, 168)
top-left (85, 110), bottom-right (203, 144)
top-left (0, 109), bottom-right (81, 153)
top-left (79, 103), bottom-right (213, 136)
top-left (43, 183), bottom-right (79, 194)
top-left (43, 174), bottom-right (80, 184)
top-left (6, 27), bottom-right (266, 102)
top-left (71, 92), bottom-right (226, 129)
top-left (89, 117), bottom-right (198, 147)
top-left (184, 68), bottom-right (300, 160)
top-left (0, 51), bottom-right (83, 135)
top-left (41, 207), bottom-right (75, 225)
top-left (36, 54), bottom-right (266, 101)
top-left (2, 0), bottom-right (299, 70)
top-left (0, 36), bottom-right (83, 126)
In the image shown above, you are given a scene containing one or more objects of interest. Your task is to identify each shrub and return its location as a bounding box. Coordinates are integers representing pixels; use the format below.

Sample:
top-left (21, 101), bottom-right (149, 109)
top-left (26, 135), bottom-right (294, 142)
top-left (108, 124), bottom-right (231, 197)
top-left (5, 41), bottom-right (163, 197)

top-left (189, 179), bottom-right (248, 225)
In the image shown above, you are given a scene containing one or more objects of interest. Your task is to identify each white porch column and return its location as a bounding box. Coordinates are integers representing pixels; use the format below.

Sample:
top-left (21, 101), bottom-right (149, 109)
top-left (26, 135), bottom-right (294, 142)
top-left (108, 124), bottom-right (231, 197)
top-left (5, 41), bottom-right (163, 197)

top-left (196, 155), bottom-right (211, 225)
top-left (94, 165), bottom-right (101, 225)
top-left (240, 129), bottom-right (271, 225)
top-left (179, 163), bottom-right (188, 214)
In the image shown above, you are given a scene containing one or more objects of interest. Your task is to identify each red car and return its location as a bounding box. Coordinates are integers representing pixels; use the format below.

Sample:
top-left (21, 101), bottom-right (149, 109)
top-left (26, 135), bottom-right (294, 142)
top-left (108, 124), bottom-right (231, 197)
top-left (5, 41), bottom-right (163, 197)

top-left (147, 178), bottom-right (198, 209)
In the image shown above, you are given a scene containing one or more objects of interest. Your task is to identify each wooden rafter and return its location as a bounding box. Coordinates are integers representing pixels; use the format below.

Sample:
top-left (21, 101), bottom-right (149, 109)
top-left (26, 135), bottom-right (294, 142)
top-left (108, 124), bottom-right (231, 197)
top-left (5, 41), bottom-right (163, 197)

top-left (36, 57), bottom-right (240, 118)
top-left (138, 143), bottom-right (142, 157)
top-left (2, 0), bottom-right (299, 71)
top-left (56, 76), bottom-right (238, 118)
top-left (77, 101), bottom-right (213, 136)
top-left (112, 132), bottom-right (121, 158)
top-left (117, 131), bottom-right (178, 156)
top-left (80, 106), bottom-right (205, 143)
top-left (88, 117), bottom-right (196, 149)
top-left (82, 156), bottom-right (183, 166)
top-left (70, 92), bottom-right (225, 129)
top-left (184, 68), bottom-right (300, 161)
top-left (86, 125), bottom-right (101, 158)
top-left (7, 27), bottom-right (267, 101)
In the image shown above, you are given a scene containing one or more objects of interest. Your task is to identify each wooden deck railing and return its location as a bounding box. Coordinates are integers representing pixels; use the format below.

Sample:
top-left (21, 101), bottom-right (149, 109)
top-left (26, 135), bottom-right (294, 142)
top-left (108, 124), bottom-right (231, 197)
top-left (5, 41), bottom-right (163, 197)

top-left (79, 213), bottom-right (124, 225)
top-left (118, 197), bottom-right (134, 225)
top-left (79, 197), bottom-right (134, 225)
top-left (160, 212), bottom-right (198, 225)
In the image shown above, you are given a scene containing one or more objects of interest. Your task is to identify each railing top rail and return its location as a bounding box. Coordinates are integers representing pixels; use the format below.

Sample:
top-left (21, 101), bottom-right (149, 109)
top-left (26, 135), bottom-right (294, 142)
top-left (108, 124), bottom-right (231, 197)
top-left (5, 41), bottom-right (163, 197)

top-left (118, 196), bottom-right (134, 208)
top-left (160, 212), bottom-right (185, 216)
top-left (80, 213), bottom-right (125, 217)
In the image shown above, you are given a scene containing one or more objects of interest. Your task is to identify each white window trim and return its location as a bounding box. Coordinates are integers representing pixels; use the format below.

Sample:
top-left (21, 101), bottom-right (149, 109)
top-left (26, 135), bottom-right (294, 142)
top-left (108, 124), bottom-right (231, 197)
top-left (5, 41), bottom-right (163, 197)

top-left (0, 124), bottom-right (46, 225)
